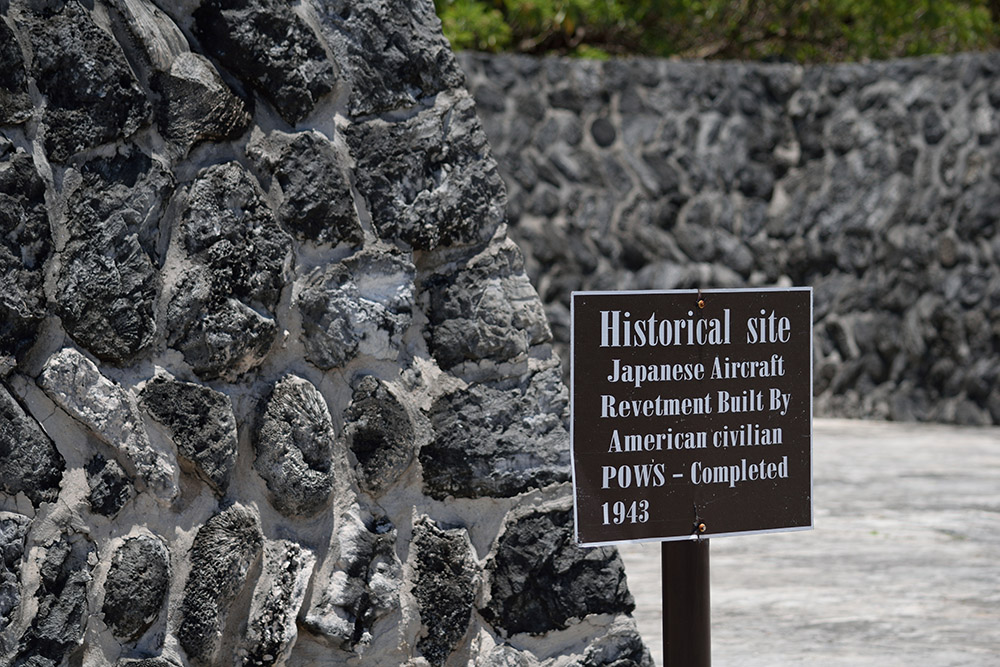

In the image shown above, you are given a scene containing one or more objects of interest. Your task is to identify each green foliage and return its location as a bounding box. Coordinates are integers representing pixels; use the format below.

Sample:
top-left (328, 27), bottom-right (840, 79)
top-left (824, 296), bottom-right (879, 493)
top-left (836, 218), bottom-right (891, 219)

top-left (436, 0), bottom-right (512, 51)
top-left (433, 0), bottom-right (1000, 61)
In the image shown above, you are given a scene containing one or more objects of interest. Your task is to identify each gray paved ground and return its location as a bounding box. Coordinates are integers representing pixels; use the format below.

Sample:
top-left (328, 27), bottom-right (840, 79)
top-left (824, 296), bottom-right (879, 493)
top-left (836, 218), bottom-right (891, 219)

top-left (618, 418), bottom-right (1000, 666)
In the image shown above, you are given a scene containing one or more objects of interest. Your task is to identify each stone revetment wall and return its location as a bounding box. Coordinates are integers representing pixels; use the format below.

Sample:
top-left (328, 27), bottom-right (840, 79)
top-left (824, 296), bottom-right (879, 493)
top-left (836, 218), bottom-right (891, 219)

top-left (0, 1), bottom-right (650, 665)
top-left (458, 51), bottom-right (1000, 426)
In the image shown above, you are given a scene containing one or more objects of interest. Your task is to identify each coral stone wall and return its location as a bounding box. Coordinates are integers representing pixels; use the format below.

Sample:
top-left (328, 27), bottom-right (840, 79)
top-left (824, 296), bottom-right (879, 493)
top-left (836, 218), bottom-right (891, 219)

top-left (0, 1), bottom-right (650, 665)
top-left (459, 52), bottom-right (1000, 426)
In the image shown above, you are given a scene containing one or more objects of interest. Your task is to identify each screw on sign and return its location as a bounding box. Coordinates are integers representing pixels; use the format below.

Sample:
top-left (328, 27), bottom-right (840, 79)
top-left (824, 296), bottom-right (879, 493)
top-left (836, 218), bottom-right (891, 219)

top-left (570, 288), bottom-right (813, 666)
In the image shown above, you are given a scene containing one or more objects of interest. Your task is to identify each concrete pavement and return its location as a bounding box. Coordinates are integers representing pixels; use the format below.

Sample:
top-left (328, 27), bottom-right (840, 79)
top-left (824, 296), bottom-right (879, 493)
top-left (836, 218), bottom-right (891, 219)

top-left (618, 418), bottom-right (1000, 666)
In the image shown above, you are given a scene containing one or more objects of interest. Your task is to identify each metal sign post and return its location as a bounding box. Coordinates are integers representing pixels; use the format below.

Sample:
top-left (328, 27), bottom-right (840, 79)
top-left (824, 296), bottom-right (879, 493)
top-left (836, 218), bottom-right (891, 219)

top-left (569, 288), bottom-right (813, 665)
top-left (663, 539), bottom-right (711, 666)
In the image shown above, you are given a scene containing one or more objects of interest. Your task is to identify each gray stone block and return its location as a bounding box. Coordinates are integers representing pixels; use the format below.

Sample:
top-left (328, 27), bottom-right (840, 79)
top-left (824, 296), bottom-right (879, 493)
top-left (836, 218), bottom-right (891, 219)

top-left (421, 368), bottom-right (569, 500)
top-left (302, 511), bottom-right (401, 650)
top-left (412, 518), bottom-right (477, 666)
top-left (140, 377), bottom-right (238, 497)
top-left (297, 248), bottom-right (415, 370)
top-left (344, 376), bottom-right (414, 495)
top-left (346, 91), bottom-right (506, 250)
top-left (85, 455), bottom-right (133, 518)
top-left (254, 375), bottom-right (336, 517)
top-left (421, 239), bottom-right (550, 370)
top-left (22, 1), bottom-right (150, 162)
top-left (247, 131), bottom-right (362, 246)
top-left (13, 532), bottom-right (94, 666)
top-left (0, 148), bottom-right (50, 359)
top-left (0, 512), bottom-right (30, 632)
top-left (179, 504), bottom-right (263, 666)
top-left (102, 535), bottom-right (170, 643)
top-left (0, 20), bottom-right (31, 125)
top-left (313, 0), bottom-right (464, 117)
top-left (0, 385), bottom-right (64, 507)
top-left (482, 506), bottom-right (633, 637)
top-left (192, 0), bottom-right (335, 124)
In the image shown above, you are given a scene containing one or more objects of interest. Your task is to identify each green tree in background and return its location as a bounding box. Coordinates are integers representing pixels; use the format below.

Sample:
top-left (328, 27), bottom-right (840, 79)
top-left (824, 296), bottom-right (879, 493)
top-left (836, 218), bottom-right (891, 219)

top-left (434, 0), bottom-right (1000, 61)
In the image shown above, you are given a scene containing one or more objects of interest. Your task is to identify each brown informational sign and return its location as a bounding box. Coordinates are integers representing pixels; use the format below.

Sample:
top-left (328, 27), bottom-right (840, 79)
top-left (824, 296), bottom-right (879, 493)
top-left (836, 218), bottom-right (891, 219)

top-left (571, 288), bottom-right (812, 545)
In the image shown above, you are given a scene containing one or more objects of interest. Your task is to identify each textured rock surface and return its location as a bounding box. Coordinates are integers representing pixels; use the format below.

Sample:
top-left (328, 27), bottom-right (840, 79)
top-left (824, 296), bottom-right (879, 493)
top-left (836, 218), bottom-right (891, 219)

top-left (193, 0), bottom-right (336, 124)
top-left (102, 536), bottom-right (170, 643)
top-left (39, 348), bottom-right (177, 501)
top-left (0, 147), bottom-right (51, 359)
top-left (346, 90), bottom-right (507, 250)
top-left (140, 377), bottom-right (238, 497)
top-left (13, 532), bottom-right (94, 666)
top-left (313, 0), bottom-right (465, 117)
top-left (247, 130), bottom-right (363, 247)
top-left (483, 505), bottom-right (634, 637)
top-left (412, 517), bottom-right (478, 666)
top-left (0, 513), bottom-right (30, 632)
top-left (422, 367), bottom-right (569, 499)
top-left (0, 20), bottom-right (31, 125)
top-left (85, 455), bottom-right (134, 518)
top-left (302, 510), bottom-right (402, 650)
top-left (254, 375), bottom-right (336, 517)
top-left (0, 385), bottom-right (64, 507)
top-left (21, 1), bottom-right (150, 162)
top-left (0, 2), bottom-right (647, 665)
top-left (461, 51), bottom-right (1000, 426)
top-left (151, 51), bottom-right (251, 150)
top-left (179, 505), bottom-right (263, 666)
top-left (166, 161), bottom-right (291, 381)
top-left (56, 148), bottom-right (171, 364)
top-left (297, 249), bottom-right (415, 369)
top-left (241, 541), bottom-right (316, 666)
top-left (422, 238), bottom-right (550, 370)
top-left (344, 376), bottom-right (415, 495)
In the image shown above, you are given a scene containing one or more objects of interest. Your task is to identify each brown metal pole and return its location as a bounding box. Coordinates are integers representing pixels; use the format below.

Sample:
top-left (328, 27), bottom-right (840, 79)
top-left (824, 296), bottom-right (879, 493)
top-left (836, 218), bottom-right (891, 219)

top-left (662, 539), bottom-right (711, 666)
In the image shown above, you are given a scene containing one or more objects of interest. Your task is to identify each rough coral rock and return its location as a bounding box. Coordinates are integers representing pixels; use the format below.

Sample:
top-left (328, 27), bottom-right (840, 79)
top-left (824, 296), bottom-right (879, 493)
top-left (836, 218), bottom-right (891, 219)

top-left (165, 273), bottom-right (279, 382)
top-left (247, 130), bottom-right (363, 246)
top-left (0, 19), bottom-right (31, 125)
top-left (56, 147), bottom-right (172, 364)
top-left (346, 90), bottom-right (506, 250)
top-left (193, 0), bottom-right (336, 124)
top-left (13, 531), bottom-right (94, 666)
top-left (109, 0), bottom-right (252, 151)
top-left (422, 368), bottom-right (569, 499)
top-left (175, 161), bottom-right (291, 311)
top-left (179, 504), bottom-right (263, 666)
top-left (84, 455), bottom-right (134, 518)
top-left (241, 540), bottom-right (316, 666)
top-left (482, 506), bottom-right (633, 637)
top-left (102, 535), bottom-right (170, 643)
top-left (303, 510), bottom-right (401, 650)
top-left (313, 0), bottom-right (465, 117)
top-left (166, 162), bottom-right (291, 380)
top-left (412, 518), bottom-right (478, 666)
top-left (0, 512), bottom-right (30, 632)
top-left (39, 348), bottom-right (177, 501)
top-left (151, 52), bottom-right (252, 149)
top-left (140, 376), bottom-right (238, 496)
top-left (344, 375), bottom-right (415, 495)
top-left (297, 248), bottom-right (415, 370)
top-left (21, 0), bottom-right (150, 162)
top-left (0, 384), bottom-right (65, 507)
top-left (0, 147), bottom-right (51, 359)
top-left (421, 239), bottom-right (551, 370)
top-left (254, 375), bottom-right (336, 516)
